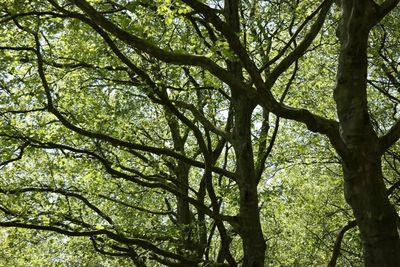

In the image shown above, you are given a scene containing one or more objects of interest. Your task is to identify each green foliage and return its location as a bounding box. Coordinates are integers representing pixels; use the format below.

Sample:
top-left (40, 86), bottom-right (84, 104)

top-left (0, 0), bottom-right (398, 266)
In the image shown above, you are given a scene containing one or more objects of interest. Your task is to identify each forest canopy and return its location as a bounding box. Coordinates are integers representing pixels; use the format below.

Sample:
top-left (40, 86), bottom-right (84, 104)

top-left (0, 0), bottom-right (399, 266)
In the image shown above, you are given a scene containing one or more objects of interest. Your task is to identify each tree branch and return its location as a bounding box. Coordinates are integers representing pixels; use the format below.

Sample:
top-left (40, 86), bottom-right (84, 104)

top-left (0, 142), bottom-right (29, 167)
top-left (327, 220), bottom-right (357, 267)
top-left (265, 0), bottom-right (334, 88)
top-left (376, 0), bottom-right (400, 23)
top-left (98, 194), bottom-right (175, 216)
top-left (0, 187), bottom-right (114, 225)
top-left (259, 1), bottom-right (330, 72)
top-left (23, 139), bottom-right (236, 225)
top-left (172, 100), bottom-right (230, 140)
top-left (66, 0), bottom-right (251, 94)
top-left (380, 119), bottom-right (400, 152)
top-left (0, 221), bottom-right (198, 265)
top-left (30, 35), bottom-right (235, 180)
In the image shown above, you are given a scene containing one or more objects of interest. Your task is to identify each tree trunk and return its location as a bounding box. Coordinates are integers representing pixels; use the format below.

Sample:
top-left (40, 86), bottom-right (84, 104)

top-left (334, 1), bottom-right (400, 265)
top-left (231, 94), bottom-right (266, 267)
top-left (166, 113), bottom-right (196, 257)
top-left (342, 155), bottom-right (400, 266)
top-left (222, 0), bottom-right (266, 264)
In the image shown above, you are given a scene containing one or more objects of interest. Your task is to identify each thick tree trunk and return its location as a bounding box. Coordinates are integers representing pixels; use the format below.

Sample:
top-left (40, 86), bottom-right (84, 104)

top-left (334, 1), bottom-right (400, 265)
top-left (342, 156), bottom-right (400, 266)
top-left (231, 94), bottom-right (266, 267)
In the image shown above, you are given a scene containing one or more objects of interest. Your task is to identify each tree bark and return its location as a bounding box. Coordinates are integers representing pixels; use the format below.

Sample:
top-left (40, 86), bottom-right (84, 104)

top-left (231, 93), bottom-right (266, 267)
top-left (334, 1), bottom-right (400, 265)
top-left (166, 114), bottom-right (196, 256)
top-left (342, 157), bottom-right (400, 266)
top-left (222, 0), bottom-right (266, 265)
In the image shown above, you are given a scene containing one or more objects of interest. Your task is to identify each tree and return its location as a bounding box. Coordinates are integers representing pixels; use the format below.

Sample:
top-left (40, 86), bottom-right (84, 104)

top-left (0, 0), bottom-right (399, 266)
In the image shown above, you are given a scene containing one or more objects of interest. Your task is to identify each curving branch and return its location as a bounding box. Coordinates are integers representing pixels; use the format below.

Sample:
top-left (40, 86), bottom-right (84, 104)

top-left (28, 139), bottom-right (235, 224)
top-left (0, 221), bottom-right (199, 265)
top-left (0, 187), bottom-right (114, 225)
top-left (327, 220), bottom-right (357, 267)
top-left (90, 237), bottom-right (132, 258)
top-left (31, 38), bottom-right (235, 179)
top-left (59, 0), bottom-right (252, 94)
top-left (0, 142), bottom-right (29, 167)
